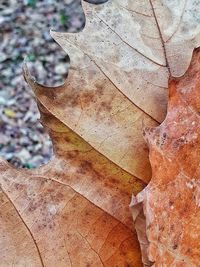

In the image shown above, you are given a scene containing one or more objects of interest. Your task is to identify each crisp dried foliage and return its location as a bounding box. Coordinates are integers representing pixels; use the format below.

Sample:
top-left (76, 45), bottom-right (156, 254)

top-left (30, 0), bottom-right (199, 183)
top-left (0, 0), bottom-right (200, 266)
top-left (0, 106), bottom-right (144, 266)
top-left (132, 48), bottom-right (200, 266)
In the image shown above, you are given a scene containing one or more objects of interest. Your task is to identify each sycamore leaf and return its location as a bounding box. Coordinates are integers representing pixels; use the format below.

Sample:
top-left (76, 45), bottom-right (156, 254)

top-left (27, 0), bottom-right (200, 183)
top-left (131, 48), bottom-right (200, 266)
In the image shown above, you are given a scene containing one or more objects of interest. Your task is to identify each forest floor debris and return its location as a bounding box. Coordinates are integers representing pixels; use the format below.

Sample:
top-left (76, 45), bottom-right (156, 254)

top-left (0, 0), bottom-right (85, 168)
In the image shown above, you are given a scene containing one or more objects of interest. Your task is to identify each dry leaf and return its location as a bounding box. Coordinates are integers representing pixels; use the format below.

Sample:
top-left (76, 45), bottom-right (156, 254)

top-left (0, 103), bottom-right (145, 266)
top-left (28, 0), bottom-right (200, 183)
top-left (1, 1), bottom-right (200, 266)
top-left (131, 48), bottom-right (200, 266)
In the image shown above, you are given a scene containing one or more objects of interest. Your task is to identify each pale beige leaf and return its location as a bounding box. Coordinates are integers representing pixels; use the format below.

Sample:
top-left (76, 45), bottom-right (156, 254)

top-left (26, 0), bottom-right (200, 183)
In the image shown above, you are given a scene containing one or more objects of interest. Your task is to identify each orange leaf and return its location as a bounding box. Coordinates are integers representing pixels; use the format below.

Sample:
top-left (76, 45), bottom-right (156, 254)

top-left (131, 48), bottom-right (200, 266)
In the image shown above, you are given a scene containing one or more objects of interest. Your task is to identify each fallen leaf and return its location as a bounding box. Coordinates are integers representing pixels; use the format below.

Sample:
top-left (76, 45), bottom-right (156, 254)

top-left (26, 0), bottom-right (200, 183)
top-left (131, 48), bottom-right (200, 266)
top-left (4, 108), bottom-right (16, 118)
top-left (0, 103), bottom-right (145, 266)
top-left (1, 1), bottom-right (200, 266)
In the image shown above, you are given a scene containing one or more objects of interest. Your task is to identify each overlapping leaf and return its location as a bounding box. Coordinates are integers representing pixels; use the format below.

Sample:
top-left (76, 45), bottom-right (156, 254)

top-left (30, 0), bottom-right (200, 182)
top-left (0, 103), bottom-right (145, 266)
top-left (131, 48), bottom-right (200, 266)
top-left (1, 0), bottom-right (200, 266)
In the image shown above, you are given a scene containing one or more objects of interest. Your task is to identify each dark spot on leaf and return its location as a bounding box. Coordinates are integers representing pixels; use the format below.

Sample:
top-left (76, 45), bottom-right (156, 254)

top-left (173, 244), bottom-right (178, 250)
top-left (78, 160), bottom-right (93, 174)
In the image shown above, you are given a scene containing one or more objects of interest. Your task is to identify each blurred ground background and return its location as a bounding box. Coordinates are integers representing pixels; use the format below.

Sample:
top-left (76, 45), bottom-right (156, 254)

top-left (0, 0), bottom-right (102, 168)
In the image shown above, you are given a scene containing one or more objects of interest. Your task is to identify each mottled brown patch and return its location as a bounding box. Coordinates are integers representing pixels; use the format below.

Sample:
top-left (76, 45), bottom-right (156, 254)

top-left (78, 160), bottom-right (93, 174)
top-left (14, 183), bottom-right (25, 191)
top-left (81, 90), bottom-right (96, 107)
top-left (66, 150), bottom-right (79, 159)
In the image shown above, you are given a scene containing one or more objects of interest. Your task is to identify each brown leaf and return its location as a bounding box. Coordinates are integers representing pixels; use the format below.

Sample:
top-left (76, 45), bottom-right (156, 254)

top-left (0, 172), bottom-right (141, 267)
top-left (131, 48), bottom-right (200, 266)
top-left (1, 1), bottom-right (200, 266)
top-left (26, 0), bottom-right (200, 183)
top-left (0, 104), bottom-right (144, 266)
